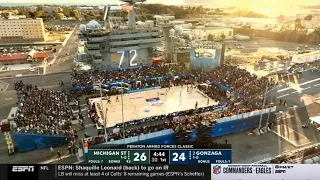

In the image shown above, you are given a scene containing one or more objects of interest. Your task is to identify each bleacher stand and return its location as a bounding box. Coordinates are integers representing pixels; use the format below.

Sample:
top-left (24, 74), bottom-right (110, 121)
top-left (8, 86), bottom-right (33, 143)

top-left (13, 82), bottom-right (75, 137)
top-left (71, 63), bottom-right (188, 87)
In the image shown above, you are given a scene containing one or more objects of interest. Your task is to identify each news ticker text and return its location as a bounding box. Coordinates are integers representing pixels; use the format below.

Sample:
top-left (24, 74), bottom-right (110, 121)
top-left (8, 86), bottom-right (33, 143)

top-left (2, 164), bottom-right (320, 180)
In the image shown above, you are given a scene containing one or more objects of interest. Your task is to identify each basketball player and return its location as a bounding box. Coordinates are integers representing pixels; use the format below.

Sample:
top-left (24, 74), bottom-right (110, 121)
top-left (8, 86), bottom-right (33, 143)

top-left (116, 96), bottom-right (119, 102)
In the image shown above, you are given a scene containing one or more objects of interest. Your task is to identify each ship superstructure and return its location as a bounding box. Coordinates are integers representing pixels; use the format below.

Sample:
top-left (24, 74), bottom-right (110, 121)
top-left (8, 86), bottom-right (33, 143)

top-left (78, 0), bottom-right (163, 69)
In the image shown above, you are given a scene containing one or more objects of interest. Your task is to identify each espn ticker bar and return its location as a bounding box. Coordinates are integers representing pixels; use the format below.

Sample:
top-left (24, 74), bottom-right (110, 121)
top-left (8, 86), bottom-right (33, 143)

top-left (2, 164), bottom-right (320, 180)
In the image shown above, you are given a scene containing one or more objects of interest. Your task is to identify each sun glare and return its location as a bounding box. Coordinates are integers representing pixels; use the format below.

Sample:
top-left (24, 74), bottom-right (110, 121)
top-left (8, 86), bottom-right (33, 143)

top-left (210, 0), bottom-right (317, 17)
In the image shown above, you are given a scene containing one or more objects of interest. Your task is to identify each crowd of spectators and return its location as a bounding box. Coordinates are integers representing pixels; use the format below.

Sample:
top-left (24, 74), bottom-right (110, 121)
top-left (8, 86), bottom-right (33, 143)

top-left (70, 64), bottom-right (194, 98)
top-left (83, 64), bottom-right (277, 146)
top-left (210, 65), bottom-right (257, 90)
top-left (88, 103), bottom-right (221, 130)
top-left (237, 76), bottom-right (277, 99)
top-left (198, 83), bottom-right (229, 103)
top-left (14, 62), bottom-right (277, 148)
top-left (71, 64), bottom-right (188, 87)
top-left (72, 64), bottom-right (275, 105)
top-left (197, 64), bottom-right (276, 105)
top-left (72, 64), bottom-right (274, 105)
top-left (14, 82), bottom-right (75, 136)
top-left (84, 104), bottom-right (222, 145)
top-left (195, 65), bottom-right (257, 101)
top-left (86, 98), bottom-right (274, 145)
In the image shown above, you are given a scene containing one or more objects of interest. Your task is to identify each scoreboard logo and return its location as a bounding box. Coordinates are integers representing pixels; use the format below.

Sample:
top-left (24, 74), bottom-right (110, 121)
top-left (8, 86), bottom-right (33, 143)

top-left (212, 165), bottom-right (221, 174)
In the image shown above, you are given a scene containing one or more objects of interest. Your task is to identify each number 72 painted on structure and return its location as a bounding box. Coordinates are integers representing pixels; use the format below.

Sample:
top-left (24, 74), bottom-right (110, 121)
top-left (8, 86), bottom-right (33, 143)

top-left (117, 50), bottom-right (138, 68)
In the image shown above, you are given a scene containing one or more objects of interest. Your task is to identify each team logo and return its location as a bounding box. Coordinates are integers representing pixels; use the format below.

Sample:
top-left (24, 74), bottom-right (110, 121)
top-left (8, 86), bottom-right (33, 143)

top-left (145, 97), bottom-right (163, 106)
top-left (212, 165), bottom-right (221, 174)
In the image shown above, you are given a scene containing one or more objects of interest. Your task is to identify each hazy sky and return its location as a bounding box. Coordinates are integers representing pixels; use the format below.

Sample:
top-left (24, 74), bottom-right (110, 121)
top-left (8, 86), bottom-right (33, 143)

top-left (6, 0), bottom-right (320, 6)
top-left (184, 0), bottom-right (319, 6)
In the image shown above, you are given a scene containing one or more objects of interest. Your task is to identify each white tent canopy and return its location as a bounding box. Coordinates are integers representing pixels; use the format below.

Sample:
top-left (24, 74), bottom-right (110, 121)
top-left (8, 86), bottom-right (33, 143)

top-left (310, 116), bottom-right (320, 124)
top-left (257, 47), bottom-right (289, 55)
top-left (292, 51), bottom-right (320, 64)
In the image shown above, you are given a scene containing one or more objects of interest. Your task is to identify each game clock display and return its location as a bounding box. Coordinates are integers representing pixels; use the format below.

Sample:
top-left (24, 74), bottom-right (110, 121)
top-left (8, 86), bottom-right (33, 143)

top-left (150, 150), bottom-right (170, 164)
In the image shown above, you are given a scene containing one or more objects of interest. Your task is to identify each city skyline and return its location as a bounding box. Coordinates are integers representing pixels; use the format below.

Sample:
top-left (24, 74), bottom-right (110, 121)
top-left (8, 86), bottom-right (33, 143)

top-left (1, 0), bottom-right (320, 17)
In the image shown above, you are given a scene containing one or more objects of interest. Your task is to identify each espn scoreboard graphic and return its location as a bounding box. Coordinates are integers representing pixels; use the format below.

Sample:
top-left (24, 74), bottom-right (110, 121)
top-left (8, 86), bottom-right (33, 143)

top-left (86, 149), bottom-right (232, 164)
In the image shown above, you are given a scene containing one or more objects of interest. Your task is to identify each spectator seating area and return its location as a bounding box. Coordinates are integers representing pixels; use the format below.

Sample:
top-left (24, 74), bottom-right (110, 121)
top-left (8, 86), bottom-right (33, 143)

top-left (86, 99), bottom-right (275, 145)
top-left (72, 64), bottom-right (276, 103)
top-left (12, 81), bottom-right (77, 152)
top-left (12, 63), bottom-right (279, 151)
top-left (237, 76), bottom-right (276, 100)
top-left (14, 82), bottom-right (75, 136)
top-left (70, 65), bottom-right (194, 98)
top-left (88, 104), bottom-right (225, 129)
top-left (210, 65), bottom-right (257, 90)
top-left (71, 63), bottom-right (192, 89)
top-left (81, 64), bottom-right (278, 146)
top-left (71, 64), bottom-right (187, 86)
top-left (197, 65), bottom-right (276, 106)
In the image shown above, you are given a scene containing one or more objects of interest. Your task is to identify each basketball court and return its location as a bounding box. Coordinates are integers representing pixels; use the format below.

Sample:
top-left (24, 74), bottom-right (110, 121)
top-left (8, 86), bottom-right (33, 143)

top-left (89, 86), bottom-right (218, 127)
top-left (272, 124), bottom-right (312, 147)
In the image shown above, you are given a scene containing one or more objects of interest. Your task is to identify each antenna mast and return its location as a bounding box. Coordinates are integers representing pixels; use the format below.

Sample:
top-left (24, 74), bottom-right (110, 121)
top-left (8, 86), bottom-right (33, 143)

top-left (120, 0), bottom-right (146, 29)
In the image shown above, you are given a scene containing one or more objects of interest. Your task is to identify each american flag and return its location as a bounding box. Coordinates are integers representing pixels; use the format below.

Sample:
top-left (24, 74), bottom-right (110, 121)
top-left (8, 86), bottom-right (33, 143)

top-left (122, 2), bottom-right (133, 12)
